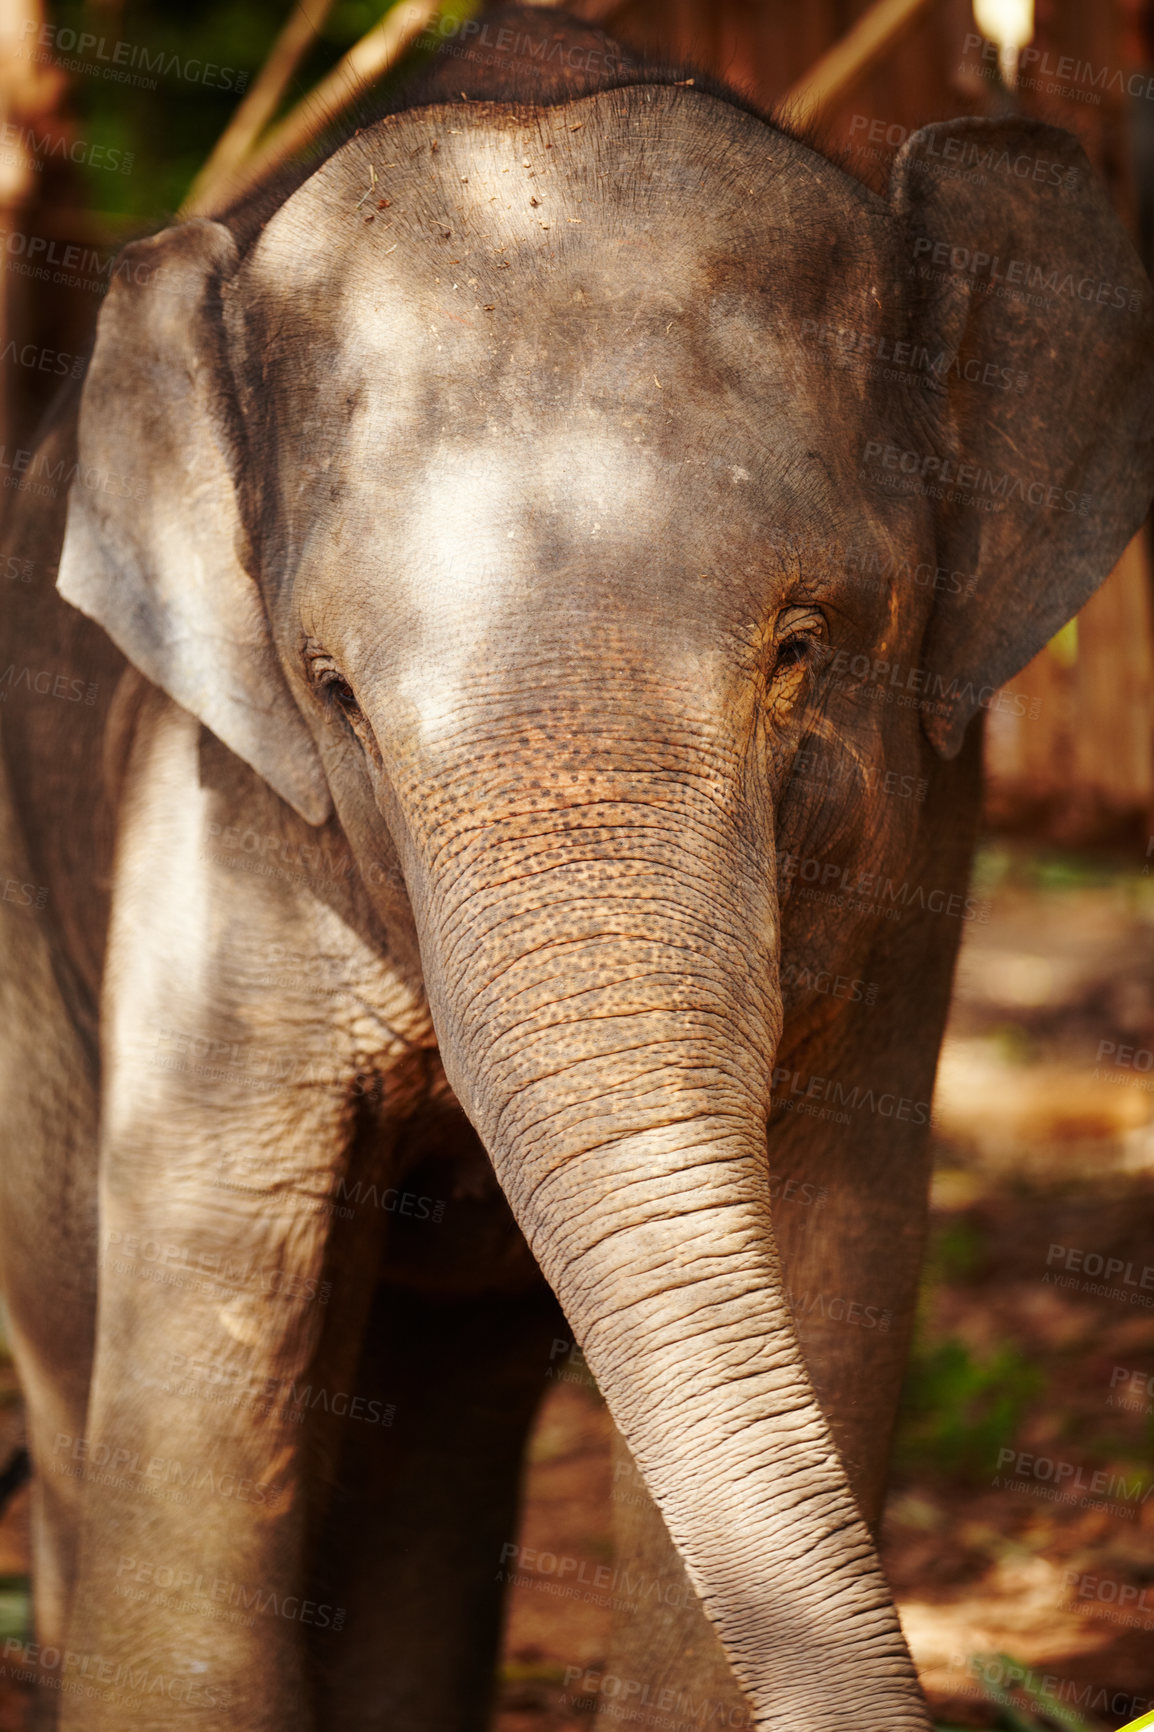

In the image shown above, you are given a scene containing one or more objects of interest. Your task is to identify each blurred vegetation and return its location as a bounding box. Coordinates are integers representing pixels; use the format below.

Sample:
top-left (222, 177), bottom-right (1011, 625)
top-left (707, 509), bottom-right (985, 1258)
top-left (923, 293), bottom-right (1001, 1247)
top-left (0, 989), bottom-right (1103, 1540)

top-left (930, 1215), bottom-right (991, 1284)
top-left (965, 1653), bottom-right (1102, 1732)
top-left (896, 1335), bottom-right (1044, 1481)
top-left (0, 1576), bottom-right (28, 1641)
top-left (974, 841), bottom-right (1154, 899)
top-left (43, 0), bottom-right (472, 222)
top-left (931, 1651), bottom-right (1110, 1731)
top-left (893, 1215), bottom-right (1044, 1481)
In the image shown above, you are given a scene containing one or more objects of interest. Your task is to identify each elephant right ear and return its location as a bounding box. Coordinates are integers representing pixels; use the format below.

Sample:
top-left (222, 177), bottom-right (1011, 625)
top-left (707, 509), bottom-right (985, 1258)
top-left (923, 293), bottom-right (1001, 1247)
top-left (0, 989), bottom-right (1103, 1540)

top-left (57, 218), bottom-right (332, 826)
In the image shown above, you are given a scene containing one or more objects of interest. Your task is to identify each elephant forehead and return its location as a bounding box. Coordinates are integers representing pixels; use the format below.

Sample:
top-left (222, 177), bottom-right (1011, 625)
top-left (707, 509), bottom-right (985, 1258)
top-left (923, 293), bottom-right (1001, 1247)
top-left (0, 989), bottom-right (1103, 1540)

top-left (237, 87), bottom-right (884, 453)
top-left (299, 367), bottom-right (837, 639)
top-left (385, 429), bottom-right (763, 659)
top-left (267, 239), bottom-right (846, 598)
top-left (251, 207), bottom-right (791, 434)
top-left (247, 91), bottom-right (902, 642)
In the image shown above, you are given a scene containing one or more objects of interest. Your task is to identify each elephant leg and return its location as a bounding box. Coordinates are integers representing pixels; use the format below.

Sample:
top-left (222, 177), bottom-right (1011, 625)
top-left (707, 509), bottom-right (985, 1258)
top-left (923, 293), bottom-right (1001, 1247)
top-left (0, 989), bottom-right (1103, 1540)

top-left (310, 1278), bottom-right (564, 1731)
top-left (595, 727), bottom-right (984, 1729)
top-left (0, 781), bottom-right (98, 1730)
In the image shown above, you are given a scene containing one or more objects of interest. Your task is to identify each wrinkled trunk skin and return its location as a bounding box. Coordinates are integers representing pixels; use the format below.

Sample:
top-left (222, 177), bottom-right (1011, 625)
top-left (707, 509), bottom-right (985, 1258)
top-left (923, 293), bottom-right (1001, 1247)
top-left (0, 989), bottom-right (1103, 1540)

top-left (376, 688), bottom-right (930, 1731)
top-left (591, 723), bottom-right (986, 1729)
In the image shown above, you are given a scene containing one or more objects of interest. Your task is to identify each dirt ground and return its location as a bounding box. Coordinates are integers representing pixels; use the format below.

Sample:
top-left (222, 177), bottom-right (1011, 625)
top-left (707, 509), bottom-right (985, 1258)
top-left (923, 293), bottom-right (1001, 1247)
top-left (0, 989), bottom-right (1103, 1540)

top-left (3, 842), bottom-right (1154, 1732)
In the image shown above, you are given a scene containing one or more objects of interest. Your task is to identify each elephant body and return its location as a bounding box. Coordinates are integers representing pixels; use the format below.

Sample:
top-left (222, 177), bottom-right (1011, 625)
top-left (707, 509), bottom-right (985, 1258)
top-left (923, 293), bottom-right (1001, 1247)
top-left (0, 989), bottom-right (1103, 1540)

top-left (0, 8), bottom-right (1151, 1729)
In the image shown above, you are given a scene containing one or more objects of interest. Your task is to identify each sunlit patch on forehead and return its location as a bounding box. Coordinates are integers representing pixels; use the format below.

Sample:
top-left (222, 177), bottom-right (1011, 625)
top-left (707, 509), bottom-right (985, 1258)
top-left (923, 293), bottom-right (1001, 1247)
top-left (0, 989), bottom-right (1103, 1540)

top-left (392, 426), bottom-right (671, 623)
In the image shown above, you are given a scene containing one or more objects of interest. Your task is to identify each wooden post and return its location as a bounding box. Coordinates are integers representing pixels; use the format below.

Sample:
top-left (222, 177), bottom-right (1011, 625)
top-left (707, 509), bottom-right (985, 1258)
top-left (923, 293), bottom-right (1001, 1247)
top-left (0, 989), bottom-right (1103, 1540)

top-left (776, 0), bottom-right (934, 127)
top-left (0, 0), bottom-right (67, 458)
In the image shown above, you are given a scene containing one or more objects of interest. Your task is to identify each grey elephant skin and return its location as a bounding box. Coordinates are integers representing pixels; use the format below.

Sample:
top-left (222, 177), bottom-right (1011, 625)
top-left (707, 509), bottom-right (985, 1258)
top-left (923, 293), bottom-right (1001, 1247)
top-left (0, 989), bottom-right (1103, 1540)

top-left (0, 7), bottom-right (1152, 1729)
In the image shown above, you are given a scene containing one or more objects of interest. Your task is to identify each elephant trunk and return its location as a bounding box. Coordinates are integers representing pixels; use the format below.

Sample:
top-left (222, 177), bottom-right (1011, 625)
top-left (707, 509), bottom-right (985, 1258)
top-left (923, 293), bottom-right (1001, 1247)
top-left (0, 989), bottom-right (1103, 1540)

top-left (385, 707), bottom-right (927, 1730)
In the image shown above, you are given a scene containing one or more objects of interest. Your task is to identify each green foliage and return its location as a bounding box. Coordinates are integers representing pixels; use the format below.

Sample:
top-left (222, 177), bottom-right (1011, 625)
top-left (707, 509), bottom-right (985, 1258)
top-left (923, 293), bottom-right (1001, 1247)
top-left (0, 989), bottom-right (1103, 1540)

top-left (972, 842), bottom-right (1130, 895)
top-left (498, 1657), bottom-right (571, 1686)
top-left (895, 1209), bottom-right (1042, 1480)
top-left (895, 1336), bottom-right (1044, 1480)
top-left (930, 1215), bottom-right (989, 1283)
top-left (0, 1576), bottom-right (29, 1642)
top-left (970, 1653), bottom-right (1101, 1732)
top-left (932, 1650), bottom-right (1108, 1731)
top-left (42, 0), bottom-right (474, 222)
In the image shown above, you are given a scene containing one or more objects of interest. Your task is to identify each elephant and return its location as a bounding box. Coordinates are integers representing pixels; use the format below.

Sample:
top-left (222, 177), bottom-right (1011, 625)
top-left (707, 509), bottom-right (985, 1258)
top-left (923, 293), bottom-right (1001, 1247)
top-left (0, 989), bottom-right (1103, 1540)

top-left (0, 5), bottom-right (1152, 1729)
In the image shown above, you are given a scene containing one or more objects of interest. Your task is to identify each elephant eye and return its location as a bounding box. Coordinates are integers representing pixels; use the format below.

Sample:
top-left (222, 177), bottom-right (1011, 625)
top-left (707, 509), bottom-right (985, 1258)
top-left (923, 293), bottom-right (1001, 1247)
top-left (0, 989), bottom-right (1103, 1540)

top-left (775, 636), bottom-right (810, 672)
top-left (304, 645), bottom-right (363, 722)
top-left (771, 606), bottom-right (826, 679)
top-left (321, 672), bottom-right (361, 718)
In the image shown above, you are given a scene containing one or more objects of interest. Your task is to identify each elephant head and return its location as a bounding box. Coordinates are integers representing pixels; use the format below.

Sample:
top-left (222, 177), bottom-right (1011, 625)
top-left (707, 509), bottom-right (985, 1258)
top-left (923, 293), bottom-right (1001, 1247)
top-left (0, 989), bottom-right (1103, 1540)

top-left (56, 88), bottom-right (1154, 1728)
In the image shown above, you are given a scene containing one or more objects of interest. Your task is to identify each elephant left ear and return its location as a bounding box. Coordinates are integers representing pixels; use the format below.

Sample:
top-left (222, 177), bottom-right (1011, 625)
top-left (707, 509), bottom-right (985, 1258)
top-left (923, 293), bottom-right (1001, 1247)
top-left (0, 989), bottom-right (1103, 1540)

top-left (890, 118), bottom-right (1154, 759)
top-left (56, 218), bottom-right (332, 825)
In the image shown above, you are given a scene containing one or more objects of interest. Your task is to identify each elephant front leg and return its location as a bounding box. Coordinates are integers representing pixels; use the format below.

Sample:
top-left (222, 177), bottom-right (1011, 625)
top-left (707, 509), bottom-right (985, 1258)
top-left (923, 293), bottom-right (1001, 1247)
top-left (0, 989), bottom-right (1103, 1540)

top-left (56, 1066), bottom-right (363, 1732)
top-left (47, 692), bottom-right (437, 1730)
top-left (311, 1281), bottom-right (564, 1732)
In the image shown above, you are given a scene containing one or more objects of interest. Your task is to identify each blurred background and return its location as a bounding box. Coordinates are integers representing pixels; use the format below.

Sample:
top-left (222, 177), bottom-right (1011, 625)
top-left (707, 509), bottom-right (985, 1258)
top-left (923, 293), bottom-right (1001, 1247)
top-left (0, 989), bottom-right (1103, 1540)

top-left (2, 0), bottom-right (1154, 1728)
